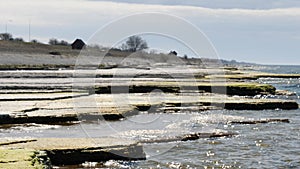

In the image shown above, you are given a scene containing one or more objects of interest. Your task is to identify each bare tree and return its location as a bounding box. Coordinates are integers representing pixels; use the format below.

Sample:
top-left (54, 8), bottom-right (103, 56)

top-left (48, 38), bottom-right (69, 46)
top-left (49, 38), bottom-right (59, 45)
top-left (0, 33), bottom-right (12, 41)
top-left (59, 40), bottom-right (69, 46)
top-left (121, 35), bottom-right (148, 52)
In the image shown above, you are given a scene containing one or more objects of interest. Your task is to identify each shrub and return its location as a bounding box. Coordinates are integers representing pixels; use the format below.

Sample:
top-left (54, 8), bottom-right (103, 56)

top-left (14, 37), bottom-right (24, 42)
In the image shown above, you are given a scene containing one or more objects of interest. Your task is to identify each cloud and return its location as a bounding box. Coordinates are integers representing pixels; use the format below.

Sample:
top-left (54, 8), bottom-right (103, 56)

top-left (1, 0), bottom-right (300, 27)
top-left (1, 0), bottom-right (299, 41)
top-left (91, 0), bottom-right (300, 9)
top-left (89, 0), bottom-right (300, 9)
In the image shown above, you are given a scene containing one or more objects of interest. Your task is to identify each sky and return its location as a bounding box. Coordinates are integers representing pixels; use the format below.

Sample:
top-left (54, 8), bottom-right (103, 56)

top-left (0, 0), bottom-right (300, 65)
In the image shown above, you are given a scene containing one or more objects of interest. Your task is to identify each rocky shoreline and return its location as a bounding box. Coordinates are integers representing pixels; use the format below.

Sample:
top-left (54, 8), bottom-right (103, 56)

top-left (0, 46), bottom-right (299, 167)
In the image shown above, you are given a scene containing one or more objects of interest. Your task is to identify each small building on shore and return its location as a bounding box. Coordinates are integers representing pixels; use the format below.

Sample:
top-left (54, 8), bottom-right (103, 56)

top-left (71, 39), bottom-right (85, 50)
top-left (169, 50), bottom-right (177, 56)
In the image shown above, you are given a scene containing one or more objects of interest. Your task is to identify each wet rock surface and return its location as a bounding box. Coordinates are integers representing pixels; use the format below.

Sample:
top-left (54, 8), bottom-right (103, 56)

top-left (0, 63), bottom-right (299, 167)
top-left (0, 92), bottom-right (297, 125)
top-left (1, 138), bottom-right (146, 166)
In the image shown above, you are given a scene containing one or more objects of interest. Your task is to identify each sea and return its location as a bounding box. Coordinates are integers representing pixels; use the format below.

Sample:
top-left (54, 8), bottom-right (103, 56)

top-left (1, 65), bottom-right (300, 168)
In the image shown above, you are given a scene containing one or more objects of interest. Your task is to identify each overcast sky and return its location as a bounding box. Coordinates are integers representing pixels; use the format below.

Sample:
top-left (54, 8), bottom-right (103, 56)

top-left (0, 0), bottom-right (299, 65)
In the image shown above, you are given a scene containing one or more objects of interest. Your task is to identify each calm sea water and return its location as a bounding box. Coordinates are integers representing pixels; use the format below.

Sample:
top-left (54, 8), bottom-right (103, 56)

top-left (1, 65), bottom-right (299, 168)
top-left (134, 65), bottom-right (300, 168)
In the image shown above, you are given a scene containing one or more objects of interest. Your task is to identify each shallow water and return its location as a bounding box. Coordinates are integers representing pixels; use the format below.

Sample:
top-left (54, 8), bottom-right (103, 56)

top-left (1, 65), bottom-right (300, 168)
top-left (2, 108), bottom-right (299, 168)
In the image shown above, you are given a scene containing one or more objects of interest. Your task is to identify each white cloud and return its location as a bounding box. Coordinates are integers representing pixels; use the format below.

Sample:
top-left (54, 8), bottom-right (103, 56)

top-left (89, 0), bottom-right (300, 9)
top-left (1, 0), bottom-right (300, 27)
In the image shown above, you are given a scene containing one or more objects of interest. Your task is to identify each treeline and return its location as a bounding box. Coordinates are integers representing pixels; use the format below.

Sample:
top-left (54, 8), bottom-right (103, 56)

top-left (0, 34), bottom-right (178, 56)
top-left (48, 38), bottom-right (69, 46)
top-left (0, 33), bottom-right (40, 43)
top-left (1, 33), bottom-right (24, 42)
top-left (0, 33), bottom-right (149, 52)
top-left (0, 33), bottom-right (70, 46)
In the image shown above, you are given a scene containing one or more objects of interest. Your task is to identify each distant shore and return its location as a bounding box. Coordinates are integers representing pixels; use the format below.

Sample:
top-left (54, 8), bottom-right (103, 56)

top-left (0, 40), bottom-right (245, 69)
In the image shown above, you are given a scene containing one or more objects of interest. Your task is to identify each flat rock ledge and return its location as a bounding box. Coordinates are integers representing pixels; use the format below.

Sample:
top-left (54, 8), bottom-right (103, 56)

top-left (0, 117), bottom-right (290, 167)
top-left (1, 138), bottom-right (146, 166)
top-left (94, 82), bottom-right (277, 96)
top-left (0, 99), bottom-right (297, 125)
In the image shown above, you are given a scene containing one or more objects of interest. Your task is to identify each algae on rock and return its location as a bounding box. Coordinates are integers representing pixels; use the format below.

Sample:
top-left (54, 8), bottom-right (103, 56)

top-left (0, 148), bottom-right (50, 169)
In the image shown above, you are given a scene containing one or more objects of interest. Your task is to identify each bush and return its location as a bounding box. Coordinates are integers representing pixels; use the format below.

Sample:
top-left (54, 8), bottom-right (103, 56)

top-left (31, 39), bottom-right (39, 43)
top-left (14, 37), bottom-right (24, 42)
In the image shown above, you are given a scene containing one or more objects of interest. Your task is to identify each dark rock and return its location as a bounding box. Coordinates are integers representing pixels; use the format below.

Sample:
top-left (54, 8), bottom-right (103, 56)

top-left (49, 51), bottom-right (61, 55)
top-left (228, 118), bottom-right (290, 124)
top-left (140, 132), bottom-right (237, 143)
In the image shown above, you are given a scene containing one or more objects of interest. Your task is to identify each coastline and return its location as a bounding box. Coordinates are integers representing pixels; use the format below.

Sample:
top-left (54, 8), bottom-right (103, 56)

top-left (0, 41), bottom-right (299, 167)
